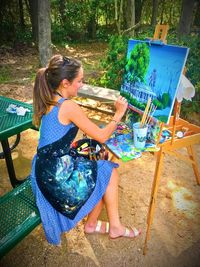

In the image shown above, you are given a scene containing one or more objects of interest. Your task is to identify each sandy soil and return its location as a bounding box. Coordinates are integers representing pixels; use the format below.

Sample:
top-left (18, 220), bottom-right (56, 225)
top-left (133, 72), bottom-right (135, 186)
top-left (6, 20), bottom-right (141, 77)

top-left (0, 45), bottom-right (200, 267)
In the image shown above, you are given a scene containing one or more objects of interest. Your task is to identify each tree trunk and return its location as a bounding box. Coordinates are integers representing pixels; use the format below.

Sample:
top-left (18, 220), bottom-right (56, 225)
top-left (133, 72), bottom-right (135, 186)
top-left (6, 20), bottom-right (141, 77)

top-left (28, 0), bottom-right (38, 43)
top-left (87, 16), bottom-right (97, 39)
top-left (193, 1), bottom-right (200, 27)
top-left (38, 0), bottom-right (52, 66)
top-left (125, 0), bottom-right (135, 36)
top-left (19, 0), bottom-right (25, 29)
top-left (87, 0), bottom-right (98, 39)
top-left (160, 0), bottom-right (165, 24)
top-left (135, 0), bottom-right (144, 24)
top-left (115, 0), bottom-right (123, 34)
top-left (178, 0), bottom-right (196, 37)
top-left (151, 0), bottom-right (158, 26)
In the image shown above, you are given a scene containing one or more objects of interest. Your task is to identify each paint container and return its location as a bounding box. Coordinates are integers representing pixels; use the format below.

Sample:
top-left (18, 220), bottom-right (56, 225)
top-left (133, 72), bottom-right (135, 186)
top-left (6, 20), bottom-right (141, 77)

top-left (133, 122), bottom-right (148, 149)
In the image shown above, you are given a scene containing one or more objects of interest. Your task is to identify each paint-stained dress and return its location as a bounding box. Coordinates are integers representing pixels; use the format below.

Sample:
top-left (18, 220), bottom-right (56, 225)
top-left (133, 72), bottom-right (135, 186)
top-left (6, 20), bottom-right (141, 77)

top-left (31, 98), bottom-right (118, 245)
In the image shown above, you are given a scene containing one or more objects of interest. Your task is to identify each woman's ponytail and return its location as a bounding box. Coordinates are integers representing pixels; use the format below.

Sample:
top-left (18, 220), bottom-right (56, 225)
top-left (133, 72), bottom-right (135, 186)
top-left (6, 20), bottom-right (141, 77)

top-left (33, 68), bottom-right (57, 127)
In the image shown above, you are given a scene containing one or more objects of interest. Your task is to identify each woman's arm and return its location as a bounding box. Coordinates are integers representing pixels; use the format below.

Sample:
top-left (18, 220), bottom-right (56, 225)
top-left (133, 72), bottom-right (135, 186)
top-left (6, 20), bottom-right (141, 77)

top-left (59, 96), bottom-right (128, 143)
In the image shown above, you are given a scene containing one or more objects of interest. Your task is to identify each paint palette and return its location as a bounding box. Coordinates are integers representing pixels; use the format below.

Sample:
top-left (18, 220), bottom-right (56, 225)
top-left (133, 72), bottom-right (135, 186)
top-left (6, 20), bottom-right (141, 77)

top-left (106, 122), bottom-right (159, 162)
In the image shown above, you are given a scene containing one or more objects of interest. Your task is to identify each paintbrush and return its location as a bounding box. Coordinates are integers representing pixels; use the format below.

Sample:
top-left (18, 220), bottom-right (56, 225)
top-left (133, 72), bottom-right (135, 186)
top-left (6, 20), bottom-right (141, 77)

top-left (146, 105), bottom-right (157, 125)
top-left (140, 98), bottom-right (151, 128)
top-left (144, 103), bottom-right (154, 125)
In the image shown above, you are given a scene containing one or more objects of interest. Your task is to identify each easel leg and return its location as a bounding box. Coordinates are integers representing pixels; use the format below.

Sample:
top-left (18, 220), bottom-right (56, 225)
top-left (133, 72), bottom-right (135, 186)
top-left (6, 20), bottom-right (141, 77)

top-left (187, 145), bottom-right (200, 185)
top-left (143, 149), bottom-right (164, 255)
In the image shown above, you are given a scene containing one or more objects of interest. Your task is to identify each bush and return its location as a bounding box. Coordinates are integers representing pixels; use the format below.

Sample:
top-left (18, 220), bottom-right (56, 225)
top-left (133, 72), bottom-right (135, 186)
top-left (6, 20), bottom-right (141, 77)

top-left (99, 35), bottom-right (128, 90)
top-left (162, 92), bottom-right (170, 108)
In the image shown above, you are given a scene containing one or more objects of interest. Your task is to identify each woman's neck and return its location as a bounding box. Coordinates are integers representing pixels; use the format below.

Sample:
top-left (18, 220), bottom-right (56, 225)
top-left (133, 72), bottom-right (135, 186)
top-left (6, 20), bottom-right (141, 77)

top-left (55, 91), bottom-right (63, 98)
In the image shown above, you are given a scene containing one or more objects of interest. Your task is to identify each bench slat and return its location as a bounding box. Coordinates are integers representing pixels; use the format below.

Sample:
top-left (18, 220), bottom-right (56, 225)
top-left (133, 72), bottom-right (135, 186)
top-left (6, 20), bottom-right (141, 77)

top-left (0, 178), bottom-right (41, 259)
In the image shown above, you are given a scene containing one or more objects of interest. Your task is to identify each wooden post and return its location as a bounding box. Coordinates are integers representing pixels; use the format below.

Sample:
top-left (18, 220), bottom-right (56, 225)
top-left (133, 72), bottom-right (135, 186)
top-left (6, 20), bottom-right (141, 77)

top-left (187, 145), bottom-right (200, 185)
top-left (143, 148), bottom-right (164, 255)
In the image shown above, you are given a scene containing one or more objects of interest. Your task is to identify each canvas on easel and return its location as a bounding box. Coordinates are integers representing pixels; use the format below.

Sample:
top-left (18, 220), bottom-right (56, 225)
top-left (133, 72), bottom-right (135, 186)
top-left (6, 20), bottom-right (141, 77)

top-left (121, 39), bottom-right (189, 124)
top-left (132, 26), bottom-right (200, 255)
top-left (109, 24), bottom-right (200, 255)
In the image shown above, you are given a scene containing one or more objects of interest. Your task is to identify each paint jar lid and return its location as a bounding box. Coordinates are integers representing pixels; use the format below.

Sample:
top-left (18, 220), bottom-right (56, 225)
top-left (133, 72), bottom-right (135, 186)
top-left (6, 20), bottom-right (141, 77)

top-left (176, 131), bottom-right (184, 138)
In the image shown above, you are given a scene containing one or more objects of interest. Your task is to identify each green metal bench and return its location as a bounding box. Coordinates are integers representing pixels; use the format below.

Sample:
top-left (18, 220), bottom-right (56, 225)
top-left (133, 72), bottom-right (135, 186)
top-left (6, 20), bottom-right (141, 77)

top-left (0, 178), bottom-right (41, 259)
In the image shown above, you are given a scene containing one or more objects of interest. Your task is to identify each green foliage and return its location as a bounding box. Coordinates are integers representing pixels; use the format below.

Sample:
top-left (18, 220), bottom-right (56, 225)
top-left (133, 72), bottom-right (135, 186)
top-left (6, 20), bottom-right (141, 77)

top-left (180, 99), bottom-right (200, 120)
top-left (0, 66), bottom-right (12, 84)
top-left (131, 97), bottom-right (146, 110)
top-left (99, 35), bottom-right (128, 90)
top-left (152, 98), bottom-right (163, 110)
top-left (0, 0), bottom-right (199, 121)
top-left (162, 92), bottom-right (170, 108)
top-left (152, 92), bottom-right (170, 110)
top-left (185, 36), bottom-right (200, 102)
top-left (15, 27), bottom-right (33, 44)
top-left (0, 22), bottom-right (32, 46)
top-left (166, 34), bottom-right (200, 115)
top-left (51, 1), bottom-right (89, 43)
top-left (156, 115), bottom-right (168, 123)
top-left (124, 42), bottom-right (150, 84)
top-left (121, 92), bottom-right (146, 110)
top-left (51, 0), bottom-right (116, 43)
top-left (51, 24), bottom-right (69, 45)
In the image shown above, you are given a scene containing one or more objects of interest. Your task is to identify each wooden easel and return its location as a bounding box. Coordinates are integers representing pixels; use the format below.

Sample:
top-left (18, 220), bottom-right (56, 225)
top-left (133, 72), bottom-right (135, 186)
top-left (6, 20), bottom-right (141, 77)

top-left (143, 25), bottom-right (200, 255)
top-left (152, 24), bottom-right (169, 43)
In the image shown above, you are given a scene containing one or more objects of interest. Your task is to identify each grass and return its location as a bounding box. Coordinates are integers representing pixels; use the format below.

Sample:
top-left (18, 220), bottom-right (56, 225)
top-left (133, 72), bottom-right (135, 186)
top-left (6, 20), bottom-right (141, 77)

top-left (0, 66), bottom-right (12, 84)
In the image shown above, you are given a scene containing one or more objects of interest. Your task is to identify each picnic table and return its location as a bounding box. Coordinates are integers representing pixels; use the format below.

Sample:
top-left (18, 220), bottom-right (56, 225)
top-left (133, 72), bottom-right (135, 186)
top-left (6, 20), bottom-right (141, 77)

top-left (0, 96), bottom-right (41, 259)
top-left (0, 96), bottom-right (34, 187)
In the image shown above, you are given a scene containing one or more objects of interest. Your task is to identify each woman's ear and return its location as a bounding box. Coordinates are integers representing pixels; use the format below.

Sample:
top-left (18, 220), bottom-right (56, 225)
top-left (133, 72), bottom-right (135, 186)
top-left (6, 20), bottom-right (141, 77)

top-left (62, 79), bottom-right (70, 88)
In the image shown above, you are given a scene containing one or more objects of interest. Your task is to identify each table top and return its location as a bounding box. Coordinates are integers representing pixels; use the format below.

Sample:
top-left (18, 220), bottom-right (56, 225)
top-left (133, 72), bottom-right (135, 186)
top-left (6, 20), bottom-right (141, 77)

top-left (0, 96), bottom-right (33, 141)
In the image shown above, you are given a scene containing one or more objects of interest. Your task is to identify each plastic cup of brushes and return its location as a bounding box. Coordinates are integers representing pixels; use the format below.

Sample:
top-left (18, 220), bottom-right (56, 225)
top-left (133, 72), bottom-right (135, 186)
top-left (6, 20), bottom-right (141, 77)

top-left (133, 122), bottom-right (148, 149)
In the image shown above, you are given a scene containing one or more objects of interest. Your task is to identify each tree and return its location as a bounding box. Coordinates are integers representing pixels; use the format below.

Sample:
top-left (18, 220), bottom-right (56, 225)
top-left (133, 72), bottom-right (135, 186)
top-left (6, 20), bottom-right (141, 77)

top-left (115, 0), bottom-right (140, 36)
top-left (125, 42), bottom-right (150, 84)
top-left (38, 0), bottom-right (52, 66)
top-left (115, 0), bottom-right (123, 34)
top-left (125, 0), bottom-right (135, 36)
top-left (87, 0), bottom-right (99, 39)
top-left (28, 0), bottom-right (38, 43)
top-left (177, 0), bottom-right (196, 37)
top-left (151, 0), bottom-right (158, 26)
top-left (193, 1), bottom-right (200, 28)
top-left (135, 0), bottom-right (145, 24)
top-left (58, 0), bottom-right (67, 26)
top-left (160, 0), bottom-right (165, 24)
top-left (19, 0), bottom-right (25, 29)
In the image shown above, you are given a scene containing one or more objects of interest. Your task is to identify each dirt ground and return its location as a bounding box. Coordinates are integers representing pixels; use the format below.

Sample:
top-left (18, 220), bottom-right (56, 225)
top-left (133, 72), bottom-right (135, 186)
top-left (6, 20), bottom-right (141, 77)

top-left (0, 44), bottom-right (200, 267)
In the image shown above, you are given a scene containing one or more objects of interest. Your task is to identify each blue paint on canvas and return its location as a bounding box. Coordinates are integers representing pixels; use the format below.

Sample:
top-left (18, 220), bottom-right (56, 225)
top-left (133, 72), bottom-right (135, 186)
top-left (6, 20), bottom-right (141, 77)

top-left (121, 40), bottom-right (189, 124)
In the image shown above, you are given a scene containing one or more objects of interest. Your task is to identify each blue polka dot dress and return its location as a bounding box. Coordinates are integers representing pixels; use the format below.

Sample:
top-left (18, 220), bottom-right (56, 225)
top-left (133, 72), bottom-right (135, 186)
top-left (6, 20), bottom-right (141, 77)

top-left (31, 98), bottom-right (118, 245)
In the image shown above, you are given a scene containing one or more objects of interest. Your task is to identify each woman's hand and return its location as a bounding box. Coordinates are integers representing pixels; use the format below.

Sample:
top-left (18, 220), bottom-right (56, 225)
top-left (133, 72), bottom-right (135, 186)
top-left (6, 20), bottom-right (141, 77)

top-left (114, 96), bottom-right (128, 120)
top-left (59, 96), bottom-right (129, 143)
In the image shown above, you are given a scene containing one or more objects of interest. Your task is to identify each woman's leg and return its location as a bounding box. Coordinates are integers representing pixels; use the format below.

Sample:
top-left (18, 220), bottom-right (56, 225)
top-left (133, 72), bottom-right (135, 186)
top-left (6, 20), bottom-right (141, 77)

top-left (84, 169), bottom-right (120, 234)
top-left (85, 168), bottom-right (141, 237)
top-left (103, 168), bottom-right (141, 238)
top-left (103, 168), bottom-right (121, 228)
top-left (84, 199), bottom-right (106, 233)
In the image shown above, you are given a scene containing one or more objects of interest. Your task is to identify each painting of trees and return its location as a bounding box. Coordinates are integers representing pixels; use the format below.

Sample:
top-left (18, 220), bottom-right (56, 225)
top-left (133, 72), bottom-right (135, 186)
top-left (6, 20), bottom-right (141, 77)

top-left (125, 42), bottom-right (150, 84)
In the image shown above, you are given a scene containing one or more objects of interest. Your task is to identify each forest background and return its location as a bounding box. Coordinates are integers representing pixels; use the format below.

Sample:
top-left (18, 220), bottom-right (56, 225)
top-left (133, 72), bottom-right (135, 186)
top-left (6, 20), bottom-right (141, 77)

top-left (0, 1), bottom-right (200, 266)
top-left (0, 0), bottom-right (200, 121)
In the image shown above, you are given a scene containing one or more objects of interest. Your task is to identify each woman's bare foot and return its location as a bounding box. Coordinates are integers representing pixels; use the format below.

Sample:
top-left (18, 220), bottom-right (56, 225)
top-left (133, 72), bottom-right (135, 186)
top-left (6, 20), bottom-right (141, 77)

top-left (84, 220), bottom-right (109, 234)
top-left (109, 225), bottom-right (142, 239)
